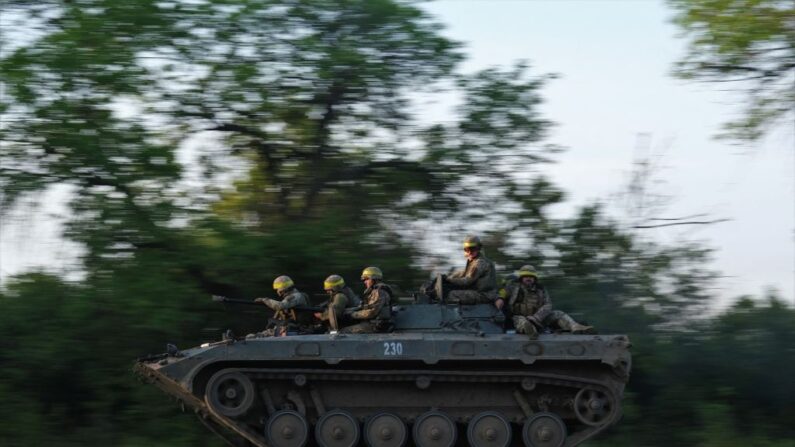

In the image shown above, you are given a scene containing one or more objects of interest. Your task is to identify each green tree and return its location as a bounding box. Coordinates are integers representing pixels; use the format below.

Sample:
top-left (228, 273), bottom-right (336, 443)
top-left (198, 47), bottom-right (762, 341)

top-left (0, 0), bottom-right (558, 285)
top-left (608, 295), bottom-right (795, 447)
top-left (4, 1), bottom-right (787, 447)
top-left (669, 0), bottom-right (795, 141)
top-left (0, 1), bottom-right (560, 445)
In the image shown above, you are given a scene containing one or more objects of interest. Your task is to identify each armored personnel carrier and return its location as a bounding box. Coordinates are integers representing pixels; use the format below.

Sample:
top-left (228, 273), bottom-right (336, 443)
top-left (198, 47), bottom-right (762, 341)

top-left (135, 301), bottom-right (631, 447)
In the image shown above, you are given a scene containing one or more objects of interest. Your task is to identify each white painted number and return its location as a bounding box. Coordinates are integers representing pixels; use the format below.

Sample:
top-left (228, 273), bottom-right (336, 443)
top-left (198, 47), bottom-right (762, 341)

top-left (383, 342), bottom-right (404, 356)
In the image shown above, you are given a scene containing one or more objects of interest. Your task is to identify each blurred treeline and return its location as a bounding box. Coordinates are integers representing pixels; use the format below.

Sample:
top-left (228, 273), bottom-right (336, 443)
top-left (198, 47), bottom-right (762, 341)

top-left (0, 1), bottom-right (792, 446)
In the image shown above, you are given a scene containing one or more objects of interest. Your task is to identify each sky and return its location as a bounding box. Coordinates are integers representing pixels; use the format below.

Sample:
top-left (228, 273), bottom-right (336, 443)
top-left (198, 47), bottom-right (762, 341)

top-left (422, 0), bottom-right (794, 305)
top-left (1, 0), bottom-right (793, 306)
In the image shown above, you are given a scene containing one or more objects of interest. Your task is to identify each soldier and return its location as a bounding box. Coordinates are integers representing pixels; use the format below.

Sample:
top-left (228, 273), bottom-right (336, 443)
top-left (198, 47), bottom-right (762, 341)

top-left (315, 274), bottom-right (361, 330)
top-left (249, 275), bottom-right (311, 337)
top-left (444, 235), bottom-right (499, 304)
top-left (340, 266), bottom-right (392, 334)
top-left (499, 265), bottom-right (593, 339)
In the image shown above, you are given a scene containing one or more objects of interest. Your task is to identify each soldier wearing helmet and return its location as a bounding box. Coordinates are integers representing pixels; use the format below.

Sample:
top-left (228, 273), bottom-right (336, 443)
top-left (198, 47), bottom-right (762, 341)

top-left (315, 275), bottom-right (361, 328)
top-left (340, 266), bottom-right (392, 334)
top-left (443, 235), bottom-right (499, 305)
top-left (250, 275), bottom-right (311, 337)
top-left (502, 265), bottom-right (593, 339)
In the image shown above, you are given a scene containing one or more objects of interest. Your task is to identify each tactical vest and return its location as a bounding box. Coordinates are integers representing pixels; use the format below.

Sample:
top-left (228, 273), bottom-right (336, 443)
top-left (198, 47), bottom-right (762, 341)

top-left (463, 255), bottom-right (498, 295)
top-left (341, 286), bottom-right (361, 308)
top-left (274, 290), bottom-right (313, 326)
top-left (372, 283), bottom-right (393, 320)
top-left (509, 284), bottom-right (545, 317)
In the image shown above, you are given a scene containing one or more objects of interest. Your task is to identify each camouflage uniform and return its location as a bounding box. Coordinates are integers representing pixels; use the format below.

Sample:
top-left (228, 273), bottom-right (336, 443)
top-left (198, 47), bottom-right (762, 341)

top-left (317, 286), bottom-right (360, 322)
top-left (257, 288), bottom-right (311, 336)
top-left (446, 253), bottom-right (498, 304)
top-left (506, 280), bottom-right (591, 337)
top-left (340, 284), bottom-right (391, 334)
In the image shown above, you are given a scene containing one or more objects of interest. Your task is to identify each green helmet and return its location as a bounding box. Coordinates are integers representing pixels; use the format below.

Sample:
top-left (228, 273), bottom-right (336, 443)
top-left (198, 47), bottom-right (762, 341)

top-left (463, 235), bottom-right (482, 249)
top-left (272, 275), bottom-right (294, 292)
top-left (360, 266), bottom-right (383, 281)
top-left (516, 265), bottom-right (539, 279)
top-left (323, 274), bottom-right (345, 292)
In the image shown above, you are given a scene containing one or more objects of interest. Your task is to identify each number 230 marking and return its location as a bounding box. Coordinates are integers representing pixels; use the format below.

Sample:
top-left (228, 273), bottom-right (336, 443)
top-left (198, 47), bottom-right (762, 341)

top-left (383, 342), bottom-right (404, 356)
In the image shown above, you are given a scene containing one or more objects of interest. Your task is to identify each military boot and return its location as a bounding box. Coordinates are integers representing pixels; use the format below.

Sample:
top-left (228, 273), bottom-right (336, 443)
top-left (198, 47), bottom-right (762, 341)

top-left (570, 322), bottom-right (595, 334)
top-left (558, 314), bottom-right (595, 334)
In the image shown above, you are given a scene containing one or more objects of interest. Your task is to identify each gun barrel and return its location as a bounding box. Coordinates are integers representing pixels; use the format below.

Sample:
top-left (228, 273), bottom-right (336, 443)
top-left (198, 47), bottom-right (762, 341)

top-left (212, 296), bottom-right (324, 313)
top-left (213, 296), bottom-right (259, 306)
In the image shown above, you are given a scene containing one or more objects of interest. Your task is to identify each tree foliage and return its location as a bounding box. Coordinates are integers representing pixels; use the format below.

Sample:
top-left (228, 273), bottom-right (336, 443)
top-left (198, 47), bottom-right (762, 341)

top-left (593, 296), bottom-right (795, 447)
top-left (669, 0), bottom-right (795, 141)
top-left (0, 1), bottom-right (792, 446)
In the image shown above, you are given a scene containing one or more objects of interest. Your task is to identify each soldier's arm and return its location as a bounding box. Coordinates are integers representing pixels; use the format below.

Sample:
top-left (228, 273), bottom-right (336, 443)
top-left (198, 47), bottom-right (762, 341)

top-left (266, 292), bottom-right (307, 311)
top-left (447, 269), bottom-right (464, 279)
top-left (320, 294), bottom-right (347, 320)
top-left (351, 289), bottom-right (387, 320)
top-left (532, 288), bottom-right (553, 321)
top-left (504, 283), bottom-right (518, 302)
top-left (539, 287), bottom-right (552, 309)
top-left (532, 305), bottom-right (552, 322)
top-left (446, 259), bottom-right (485, 287)
top-left (258, 298), bottom-right (283, 311)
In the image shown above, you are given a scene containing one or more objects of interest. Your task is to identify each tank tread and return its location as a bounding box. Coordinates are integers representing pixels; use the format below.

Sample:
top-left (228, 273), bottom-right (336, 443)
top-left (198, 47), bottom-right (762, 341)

top-left (190, 366), bottom-right (618, 446)
top-left (236, 367), bottom-right (619, 388)
top-left (137, 359), bottom-right (622, 447)
top-left (135, 362), bottom-right (271, 446)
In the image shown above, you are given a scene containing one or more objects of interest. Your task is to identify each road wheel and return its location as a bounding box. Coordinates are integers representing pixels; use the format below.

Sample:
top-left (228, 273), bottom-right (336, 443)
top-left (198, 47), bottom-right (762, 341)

top-left (315, 410), bottom-right (360, 447)
top-left (522, 412), bottom-right (566, 447)
top-left (205, 371), bottom-right (254, 418)
top-left (365, 412), bottom-right (407, 447)
top-left (413, 410), bottom-right (456, 447)
top-left (467, 411), bottom-right (511, 447)
top-left (267, 410), bottom-right (309, 447)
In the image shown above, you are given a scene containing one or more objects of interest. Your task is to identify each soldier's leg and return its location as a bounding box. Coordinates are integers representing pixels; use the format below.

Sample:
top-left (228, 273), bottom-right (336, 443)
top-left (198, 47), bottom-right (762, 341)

top-left (447, 290), bottom-right (482, 304)
top-left (246, 327), bottom-right (277, 339)
top-left (513, 315), bottom-right (538, 339)
top-left (543, 310), bottom-right (565, 328)
top-left (548, 310), bottom-right (594, 334)
top-left (340, 322), bottom-right (376, 334)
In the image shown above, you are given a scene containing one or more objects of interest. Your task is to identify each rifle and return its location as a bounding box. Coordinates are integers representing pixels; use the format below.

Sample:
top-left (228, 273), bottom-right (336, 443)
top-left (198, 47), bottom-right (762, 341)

top-left (211, 295), bottom-right (326, 313)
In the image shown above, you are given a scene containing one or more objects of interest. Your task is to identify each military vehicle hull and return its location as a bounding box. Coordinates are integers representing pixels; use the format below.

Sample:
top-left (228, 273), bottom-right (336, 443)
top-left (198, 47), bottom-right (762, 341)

top-left (136, 316), bottom-right (631, 447)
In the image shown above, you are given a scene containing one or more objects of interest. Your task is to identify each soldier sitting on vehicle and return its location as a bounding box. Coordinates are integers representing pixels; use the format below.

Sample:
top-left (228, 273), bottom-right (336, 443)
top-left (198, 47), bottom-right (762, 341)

top-left (314, 274), bottom-right (361, 332)
top-left (442, 235), bottom-right (499, 305)
top-left (497, 265), bottom-right (593, 339)
top-left (248, 275), bottom-right (312, 337)
top-left (496, 271), bottom-right (518, 305)
top-left (340, 266), bottom-right (392, 334)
